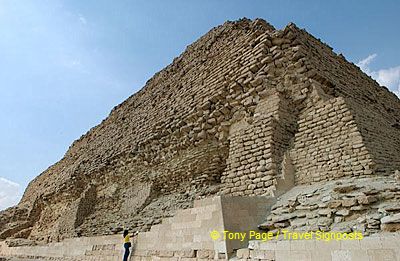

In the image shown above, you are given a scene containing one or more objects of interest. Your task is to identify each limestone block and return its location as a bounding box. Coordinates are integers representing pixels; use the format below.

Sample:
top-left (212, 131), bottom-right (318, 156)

top-left (158, 250), bottom-right (174, 257)
top-left (381, 213), bottom-right (400, 224)
top-left (359, 237), bottom-right (382, 250)
top-left (367, 249), bottom-right (396, 261)
top-left (236, 248), bottom-right (250, 259)
top-left (381, 223), bottom-right (400, 232)
top-left (276, 250), bottom-right (312, 261)
top-left (341, 198), bottom-right (357, 207)
top-left (196, 249), bottom-right (215, 259)
top-left (250, 249), bottom-right (275, 260)
top-left (174, 250), bottom-right (196, 258)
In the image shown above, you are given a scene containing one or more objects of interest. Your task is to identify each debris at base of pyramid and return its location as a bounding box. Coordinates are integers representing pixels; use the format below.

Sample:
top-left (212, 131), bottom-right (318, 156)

top-left (0, 18), bottom-right (399, 247)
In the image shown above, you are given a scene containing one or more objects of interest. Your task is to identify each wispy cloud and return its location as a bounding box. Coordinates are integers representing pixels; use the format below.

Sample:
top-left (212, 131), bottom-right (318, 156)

top-left (356, 54), bottom-right (400, 97)
top-left (60, 56), bottom-right (89, 74)
top-left (356, 54), bottom-right (377, 73)
top-left (0, 177), bottom-right (22, 210)
top-left (78, 13), bottom-right (87, 25)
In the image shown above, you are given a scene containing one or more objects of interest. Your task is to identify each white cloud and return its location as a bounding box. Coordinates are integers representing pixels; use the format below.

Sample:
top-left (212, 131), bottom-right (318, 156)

top-left (357, 53), bottom-right (377, 73)
top-left (78, 14), bottom-right (87, 25)
top-left (0, 177), bottom-right (22, 210)
top-left (372, 66), bottom-right (400, 96)
top-left (356, 54), bottom-right (400, 97)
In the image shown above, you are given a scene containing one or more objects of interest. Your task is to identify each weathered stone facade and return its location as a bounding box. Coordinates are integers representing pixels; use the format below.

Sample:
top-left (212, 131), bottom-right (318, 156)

top-left (0, 196), bottom-right (399, 260)
top-left (259, 176), bottom-right (400, 236)
top-left (0, 17), bottom-right (399, 260)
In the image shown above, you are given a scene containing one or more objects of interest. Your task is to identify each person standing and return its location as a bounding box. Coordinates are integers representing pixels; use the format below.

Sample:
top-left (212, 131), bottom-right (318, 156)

top-left (123, 230), bottom-right (132, 261)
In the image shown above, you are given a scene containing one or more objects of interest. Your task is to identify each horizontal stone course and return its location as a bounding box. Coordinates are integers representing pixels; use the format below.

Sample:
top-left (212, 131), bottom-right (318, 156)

top-left (240, 233), bottom-right (400, 261)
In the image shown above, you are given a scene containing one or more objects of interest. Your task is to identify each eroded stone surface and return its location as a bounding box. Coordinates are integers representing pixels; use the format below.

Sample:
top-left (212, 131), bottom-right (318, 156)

top-left (259, 177), bottom-right (400, 235)
top-left (0, 17), bottom-right (399, 247)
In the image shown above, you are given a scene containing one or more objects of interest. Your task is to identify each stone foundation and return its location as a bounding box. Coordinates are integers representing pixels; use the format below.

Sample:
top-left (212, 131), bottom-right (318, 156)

top-left (1, 194), bottom-right (399, 260)
top-left (0, 196), bottom-right (274, 260)
top-left (238, 233), bottom-right (400, 261)
top-left (0, 235), bottom-right (123, 260)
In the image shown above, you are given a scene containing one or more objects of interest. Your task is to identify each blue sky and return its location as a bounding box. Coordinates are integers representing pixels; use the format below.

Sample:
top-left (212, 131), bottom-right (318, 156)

top-left (0, 0), bottom-right (399, 210)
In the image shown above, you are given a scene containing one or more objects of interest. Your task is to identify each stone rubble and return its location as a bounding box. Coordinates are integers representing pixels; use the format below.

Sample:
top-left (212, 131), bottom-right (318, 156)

top-left (259, 176), bottom-right (400, 235)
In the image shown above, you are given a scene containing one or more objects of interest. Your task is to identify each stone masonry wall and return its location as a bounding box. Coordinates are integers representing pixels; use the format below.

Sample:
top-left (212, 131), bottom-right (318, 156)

top-left (220, 90), bottom-right (297, 197)
top-left (259, 176), bottom-right (400, 236)
top-left (1, 18), bottom-right (399, 243)
top-left (288, 24), bottom-right (400, 174)
top-left (237, 233), bottom-right (400, 261)
top-left (221, 196), bottom-right (275, 254)
top-left (0, 235), bottom-right (123, 260)
top-left (134, 197), bottom-right (225, 255)
top-left (1, 19), bottom-right (277, 241)
top-left (0, 196), bottom-right (273, 260)
top-left (2, 194), bottom-right (399, 260)
top-left (290, 94), bottom-right (374, 184)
